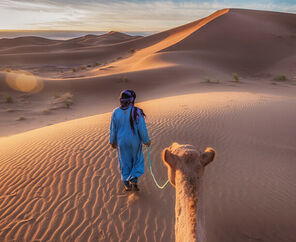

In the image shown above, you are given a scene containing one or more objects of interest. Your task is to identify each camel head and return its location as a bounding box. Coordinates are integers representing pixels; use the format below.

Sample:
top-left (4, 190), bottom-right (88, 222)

top-left (162, 142), bottom-right (215, 187)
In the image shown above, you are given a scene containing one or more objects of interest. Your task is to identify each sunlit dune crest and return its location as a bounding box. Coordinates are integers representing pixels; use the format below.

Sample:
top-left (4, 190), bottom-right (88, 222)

top-left (91, 8), bottom-right (229, 74)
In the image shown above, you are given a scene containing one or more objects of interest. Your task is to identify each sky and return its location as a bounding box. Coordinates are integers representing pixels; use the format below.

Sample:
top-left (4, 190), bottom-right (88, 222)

top-left (0, 0), bottom-right (295, 32)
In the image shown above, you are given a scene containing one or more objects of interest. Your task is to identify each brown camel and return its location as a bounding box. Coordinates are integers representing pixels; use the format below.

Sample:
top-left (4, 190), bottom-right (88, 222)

top-left (162, 142), bottom-right (216, 242)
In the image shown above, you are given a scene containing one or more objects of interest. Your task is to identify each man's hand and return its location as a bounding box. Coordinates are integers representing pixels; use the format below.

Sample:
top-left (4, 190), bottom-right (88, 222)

top-left (145, 140), bottom-right (151, 147)
top-left (110, 143), bottom-right (117, 149)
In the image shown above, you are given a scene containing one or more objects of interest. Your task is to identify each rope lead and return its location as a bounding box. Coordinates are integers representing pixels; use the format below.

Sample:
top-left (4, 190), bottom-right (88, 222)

top-left (147, 146), bottom-right (170, 189)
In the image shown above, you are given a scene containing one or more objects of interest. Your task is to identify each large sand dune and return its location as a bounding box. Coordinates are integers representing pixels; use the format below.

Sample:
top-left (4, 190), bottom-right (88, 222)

top-left (90, 8), bottom-right (296, 78)
top-left (162, 9), bottom-right (296, 74)
top-left (0, 9), bottom-right (227, 67)
top-left (0, 8), bottom-right (296, 139)
top-left (1, 8), bottom-right (295, 76)
top-left (0, 92), bottom-right (296, 241)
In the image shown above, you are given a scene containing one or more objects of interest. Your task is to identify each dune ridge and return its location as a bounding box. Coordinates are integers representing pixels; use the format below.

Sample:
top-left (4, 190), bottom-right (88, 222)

top-left (93, 8), bottom-right (229, 73)
top-left (1, 8), bottom-right (295, 78)
top-left (0, 9), bottom-right (229, 68)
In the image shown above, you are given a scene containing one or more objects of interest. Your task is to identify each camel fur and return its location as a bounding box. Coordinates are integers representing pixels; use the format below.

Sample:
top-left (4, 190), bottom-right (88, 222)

top-left (162, 142), bottom-right (216, 242)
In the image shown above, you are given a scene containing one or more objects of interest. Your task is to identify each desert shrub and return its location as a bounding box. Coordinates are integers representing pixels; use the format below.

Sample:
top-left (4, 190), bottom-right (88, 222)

top-left (62, 92), bottom-right (73, 108)
top-left (4, 68), bottom-right (11, 72)
top-left (81, 66), bottom-right (87, 70)
top-left (87, 64), bottom-right (92, 68)
top-left (72, 68), bottom-right (77, 72)
top-left (62, 92), bottom-right (73, 99)
top-left (128, 48), bottom-right (135, 54)
top-left (232, 73), bottom-right (239, 82)
top-left (5, 94), bottom-right (13, 103)
top-left (273, 74), bottom-right (287, 81)
top-left (93, 62), bottom-right (100, 67)
top-left (51, 92), bottom-right (73, 110)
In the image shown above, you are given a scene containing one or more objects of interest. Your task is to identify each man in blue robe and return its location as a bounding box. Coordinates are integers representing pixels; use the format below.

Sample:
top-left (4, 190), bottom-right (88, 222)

top-left (110, 90), bottom-right (151, 191)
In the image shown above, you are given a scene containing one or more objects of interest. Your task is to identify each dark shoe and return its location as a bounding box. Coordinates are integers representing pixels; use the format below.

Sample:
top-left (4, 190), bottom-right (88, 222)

top-left (132, 184), bottom-right (140, 191)
top-left (130, 178), bottom-right (140, 191)
top-left (123, 181), bottom-right (132, 191)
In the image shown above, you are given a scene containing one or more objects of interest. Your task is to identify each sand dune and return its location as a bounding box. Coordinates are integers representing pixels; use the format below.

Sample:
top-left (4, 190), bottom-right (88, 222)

top-left (0, 36), bottom-right (59, 49)
top-left (65, 31), bottom-right (141, 46)
top-left (88, 8), bottom-right (229, 75)
top-left (1, 8), bottom-right (294, 76)
top-left (162, 9), bottom-right (296, 74)
top-left (1, 8), bottom-right (295, 81)
top-left (0, 92), bottom-right (296, 241)
top-left (0, 8), bottom-right (296, 137)
top-left (2, 8), bottom-right (295, 76)
top-left (0, 31), bottom-right (141, 66)
top-left (95, 8), bottom-right (296, 77)
top-left (0, 31), bottom-right (139, 51)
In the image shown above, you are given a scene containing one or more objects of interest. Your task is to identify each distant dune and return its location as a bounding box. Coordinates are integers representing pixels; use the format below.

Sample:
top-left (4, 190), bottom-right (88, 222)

top-left (0, 31), bottom-right (141, 66)
top-left (0, 8), bottom-right (295, 75)
top-left (64, 31), bottom-right (141, 46)
top-left (0, 36), bottom-right (59, 49)
top-left (0, 31), bottom-right (140, 50)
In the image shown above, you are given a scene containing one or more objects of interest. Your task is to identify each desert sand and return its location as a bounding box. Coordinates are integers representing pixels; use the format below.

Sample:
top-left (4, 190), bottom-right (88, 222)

top-left (0, 8), bottom-right (296, 242)
top-left (1, 92), bottom-right (296, 241)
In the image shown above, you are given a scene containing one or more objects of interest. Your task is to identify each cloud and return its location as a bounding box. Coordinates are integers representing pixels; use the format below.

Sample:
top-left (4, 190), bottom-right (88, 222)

top-left (0, 0), bottom-right (295, 31)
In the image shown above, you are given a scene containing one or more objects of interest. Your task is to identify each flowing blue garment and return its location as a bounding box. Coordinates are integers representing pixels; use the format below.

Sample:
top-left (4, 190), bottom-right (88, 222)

top-left (109, 106), bottom-right (150, 181)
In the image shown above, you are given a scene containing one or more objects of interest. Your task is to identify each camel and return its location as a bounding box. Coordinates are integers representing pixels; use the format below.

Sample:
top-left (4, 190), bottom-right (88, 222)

top-left (162, 142), bottom-right (216, 242)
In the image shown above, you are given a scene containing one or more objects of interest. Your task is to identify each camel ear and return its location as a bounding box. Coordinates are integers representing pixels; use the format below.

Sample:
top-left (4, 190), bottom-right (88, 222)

top-left (162, 148), bottom-right (176, 186)
top-left (201, 147), bottom-right (216, 167)
top-left (162, 148), bottom-right (176, 169)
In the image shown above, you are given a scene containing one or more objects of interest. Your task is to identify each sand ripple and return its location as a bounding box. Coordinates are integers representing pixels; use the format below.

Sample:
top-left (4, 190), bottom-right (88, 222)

top-left (0, 92), bottom-right (296, 241)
